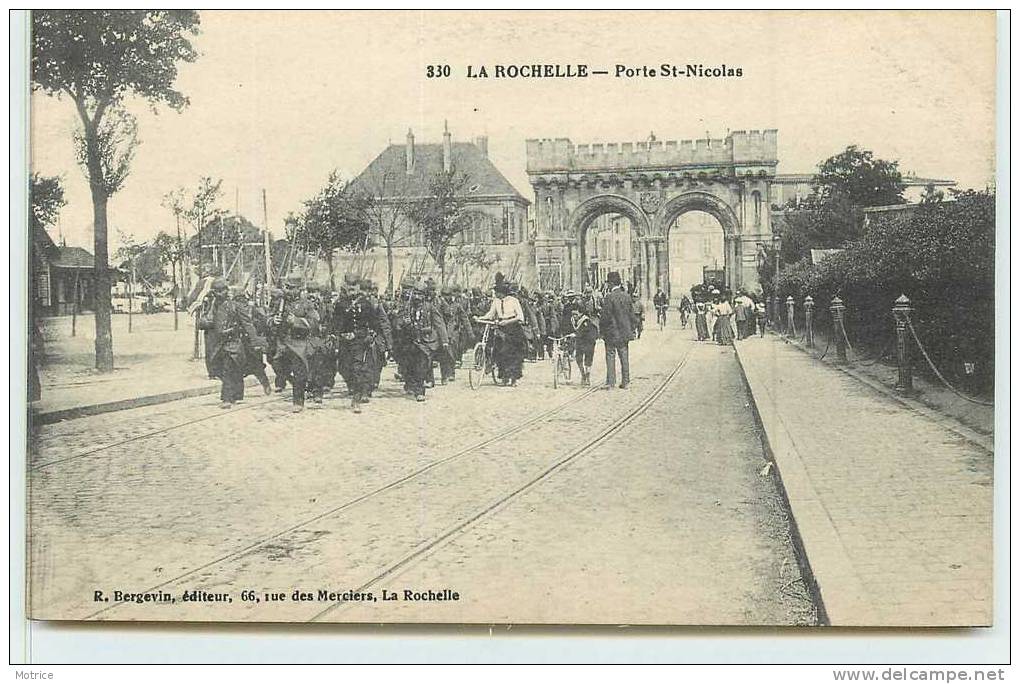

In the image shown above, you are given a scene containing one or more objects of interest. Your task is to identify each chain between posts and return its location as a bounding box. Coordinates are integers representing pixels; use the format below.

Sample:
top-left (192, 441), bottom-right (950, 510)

top-left (902, 306), bottom-right (994, 406)
top-left (783, 293), bottom-right (988, 405)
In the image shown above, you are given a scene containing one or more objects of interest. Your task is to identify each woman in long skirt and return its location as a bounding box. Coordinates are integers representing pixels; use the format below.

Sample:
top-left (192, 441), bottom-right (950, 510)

top-left (714, 298), bottom-right (735, 345)
top-left (476, 274), bottom-right (527, 386)
top-left (694, 300), bottom-right (710, 341)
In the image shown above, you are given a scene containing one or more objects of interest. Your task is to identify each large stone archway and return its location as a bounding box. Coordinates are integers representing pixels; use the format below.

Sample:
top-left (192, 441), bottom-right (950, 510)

top-left (527, 130), bottom-right (779, 294)
top-left (567, 194), bottom-right (651, 290)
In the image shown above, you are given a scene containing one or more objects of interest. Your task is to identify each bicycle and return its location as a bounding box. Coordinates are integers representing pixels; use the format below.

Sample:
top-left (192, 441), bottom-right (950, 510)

top-left (549, 334), bottom-right (575, 389)
top-left (467, 320), bottom-right (498, 390)
top-left (656, 305), bottom-right (668, 331)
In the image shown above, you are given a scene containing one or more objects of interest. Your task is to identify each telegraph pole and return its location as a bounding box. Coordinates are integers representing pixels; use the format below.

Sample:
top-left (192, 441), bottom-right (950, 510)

top-left (263, 189), bottom-right (272, 288)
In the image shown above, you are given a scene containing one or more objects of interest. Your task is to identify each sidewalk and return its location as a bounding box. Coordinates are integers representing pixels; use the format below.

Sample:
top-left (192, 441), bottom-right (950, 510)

top-left (32, 312), bottom-right (252, 423)
top-left (784, 326), bottom-right (993, 438)
top-left (735, 332), bottom-right (993, 627)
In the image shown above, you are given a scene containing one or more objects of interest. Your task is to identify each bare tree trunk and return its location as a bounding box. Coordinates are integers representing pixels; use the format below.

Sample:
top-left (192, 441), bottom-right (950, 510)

top-left (128, 262), bottom-right (134, 333)
top-left (171, 259), bottom-right (179, 331)
top-left (90, 182), bottom-right (114, 372)
top-left (326, 250), bottom-right (335, 290)
top-left (385, 241), bottom-right (395, 294)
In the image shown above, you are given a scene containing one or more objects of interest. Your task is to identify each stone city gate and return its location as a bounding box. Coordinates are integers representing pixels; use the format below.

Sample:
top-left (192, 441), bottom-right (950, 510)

top-left (526, 129), bottom-right (779, 295)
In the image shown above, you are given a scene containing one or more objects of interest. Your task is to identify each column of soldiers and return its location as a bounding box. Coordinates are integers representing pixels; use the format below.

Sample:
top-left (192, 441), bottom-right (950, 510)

top-left (199, 273), bottom-right (621, 413)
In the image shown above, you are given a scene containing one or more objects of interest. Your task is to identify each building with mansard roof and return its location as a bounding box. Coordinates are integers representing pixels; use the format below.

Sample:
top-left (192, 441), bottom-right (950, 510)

top-left (343, 123), bottom-right (532, 290)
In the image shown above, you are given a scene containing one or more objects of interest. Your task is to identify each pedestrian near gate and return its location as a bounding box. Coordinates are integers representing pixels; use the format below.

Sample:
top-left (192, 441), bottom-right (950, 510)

top-left (599, 271), bottom-right (636, 389)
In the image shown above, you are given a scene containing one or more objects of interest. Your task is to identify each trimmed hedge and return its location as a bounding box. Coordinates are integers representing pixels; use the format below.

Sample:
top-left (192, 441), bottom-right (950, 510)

top-left (773, 191), bottom-right (995, 395)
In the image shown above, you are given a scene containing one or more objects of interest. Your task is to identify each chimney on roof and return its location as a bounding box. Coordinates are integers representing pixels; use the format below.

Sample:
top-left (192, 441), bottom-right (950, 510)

top-left (474, 135), bottom-right (489, 157)
top-left (442, 120), bottom-right (452, 173)
top-left (405, 128), bottom-right (415, 174)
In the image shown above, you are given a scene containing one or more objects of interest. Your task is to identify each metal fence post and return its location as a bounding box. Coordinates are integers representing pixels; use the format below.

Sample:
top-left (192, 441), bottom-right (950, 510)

top-left (785, 296), bottom-right (795, 336)
top-left (804, 295), bottom-right (814, 347)
top-left (893, 294), bottom-right (914, 395)
top-left (830, 296), bottom-right (847, 363)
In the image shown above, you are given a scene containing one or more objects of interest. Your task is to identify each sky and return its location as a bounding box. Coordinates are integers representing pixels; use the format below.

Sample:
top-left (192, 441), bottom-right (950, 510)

top-left (29, 10), bottom-right (997, 250)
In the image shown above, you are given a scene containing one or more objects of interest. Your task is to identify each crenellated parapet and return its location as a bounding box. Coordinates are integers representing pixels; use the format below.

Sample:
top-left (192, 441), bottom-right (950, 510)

top-left (526, 129), bottom-right (777, 176)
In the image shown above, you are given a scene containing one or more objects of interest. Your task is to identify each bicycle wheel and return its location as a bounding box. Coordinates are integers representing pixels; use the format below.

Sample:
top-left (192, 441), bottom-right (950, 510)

top-left (560, 354), bottom-right (572, 381)
top-left (552, 351), bottom-right (559, 389)
top-left (468, 344), bottom-right (485, 390)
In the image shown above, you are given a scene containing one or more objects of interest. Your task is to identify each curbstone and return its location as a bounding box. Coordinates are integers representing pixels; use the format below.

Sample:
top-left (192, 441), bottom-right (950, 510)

top-left (734, 342), bottom-right (880, 626)
top-left (31, 377), bottom-right (265, 426)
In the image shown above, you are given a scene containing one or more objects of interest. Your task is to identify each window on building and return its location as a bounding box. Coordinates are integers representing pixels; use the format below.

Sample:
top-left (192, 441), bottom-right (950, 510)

top-left (752, 191), bottom-right (762, 227)
top-left (37, 270), bottom-right (51, 307)
top-left (454, 212), bottom-right (512, 246)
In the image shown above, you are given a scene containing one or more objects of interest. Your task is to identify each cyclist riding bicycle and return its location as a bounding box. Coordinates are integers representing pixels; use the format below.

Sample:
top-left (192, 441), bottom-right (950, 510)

top-left (679, 294), bottom-right (693, 328)
top-left (653, 288), bottom-right (668, 327)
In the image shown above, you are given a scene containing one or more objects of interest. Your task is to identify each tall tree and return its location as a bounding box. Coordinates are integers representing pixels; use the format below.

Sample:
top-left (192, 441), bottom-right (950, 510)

top-left (152, 232), bottom-right (183, 330)
top-left (30, 173), bottom-right (66, 234)
top-left (815, 145), bottom-right (906, 208)
top-left (407, 167), bottom-right (471, 283)
top-left (298, 171), bottom-right (372, 288)
top-left (32, 10), bottom-right (200, 371)
top-left (184, 176), bottom-right (224, 275)
top-left (774, 145), bottom-right (907, 266)
top-left (161, 187), bottom-right (189, 307)
top-left (29, 174), bottom-right (66, 398)
top-left (361, 168), bottom-right (414, 294)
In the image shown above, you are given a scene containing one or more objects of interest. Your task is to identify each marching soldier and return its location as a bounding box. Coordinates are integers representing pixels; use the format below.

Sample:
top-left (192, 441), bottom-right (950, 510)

top-left (197, 278), bottom-right (260, 408)
top-left (363, 279), bottom-right (393, 398)
top-left (515, 285), bottom-right (541, 361)
top-left (454, 285), bottom-right (475, 364)
top-left (232, 286), bottom-right (272, 396)
top-left (437, 285), bottom-right (459, 383)
top-left (392, 281), bottom-right (448, 401)
top-left (332, 275), bottom-right (357, 393)
top-left (306, 282), bottom-right (335, 393)
top-left (388, 281), bottom-right (408, 383)
top-left (302, 283), bottom-right (330, 403)
top-left (333, 279), bottom-right (388, 412)
top-left (265, 287), bottom-right (290, 393)
top-left (273, 277), bottom-right (322, 412)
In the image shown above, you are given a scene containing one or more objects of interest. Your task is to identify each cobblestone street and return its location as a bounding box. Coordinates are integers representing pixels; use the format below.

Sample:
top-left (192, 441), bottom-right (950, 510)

top-left (27, 321), bottom-right (815, 625)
